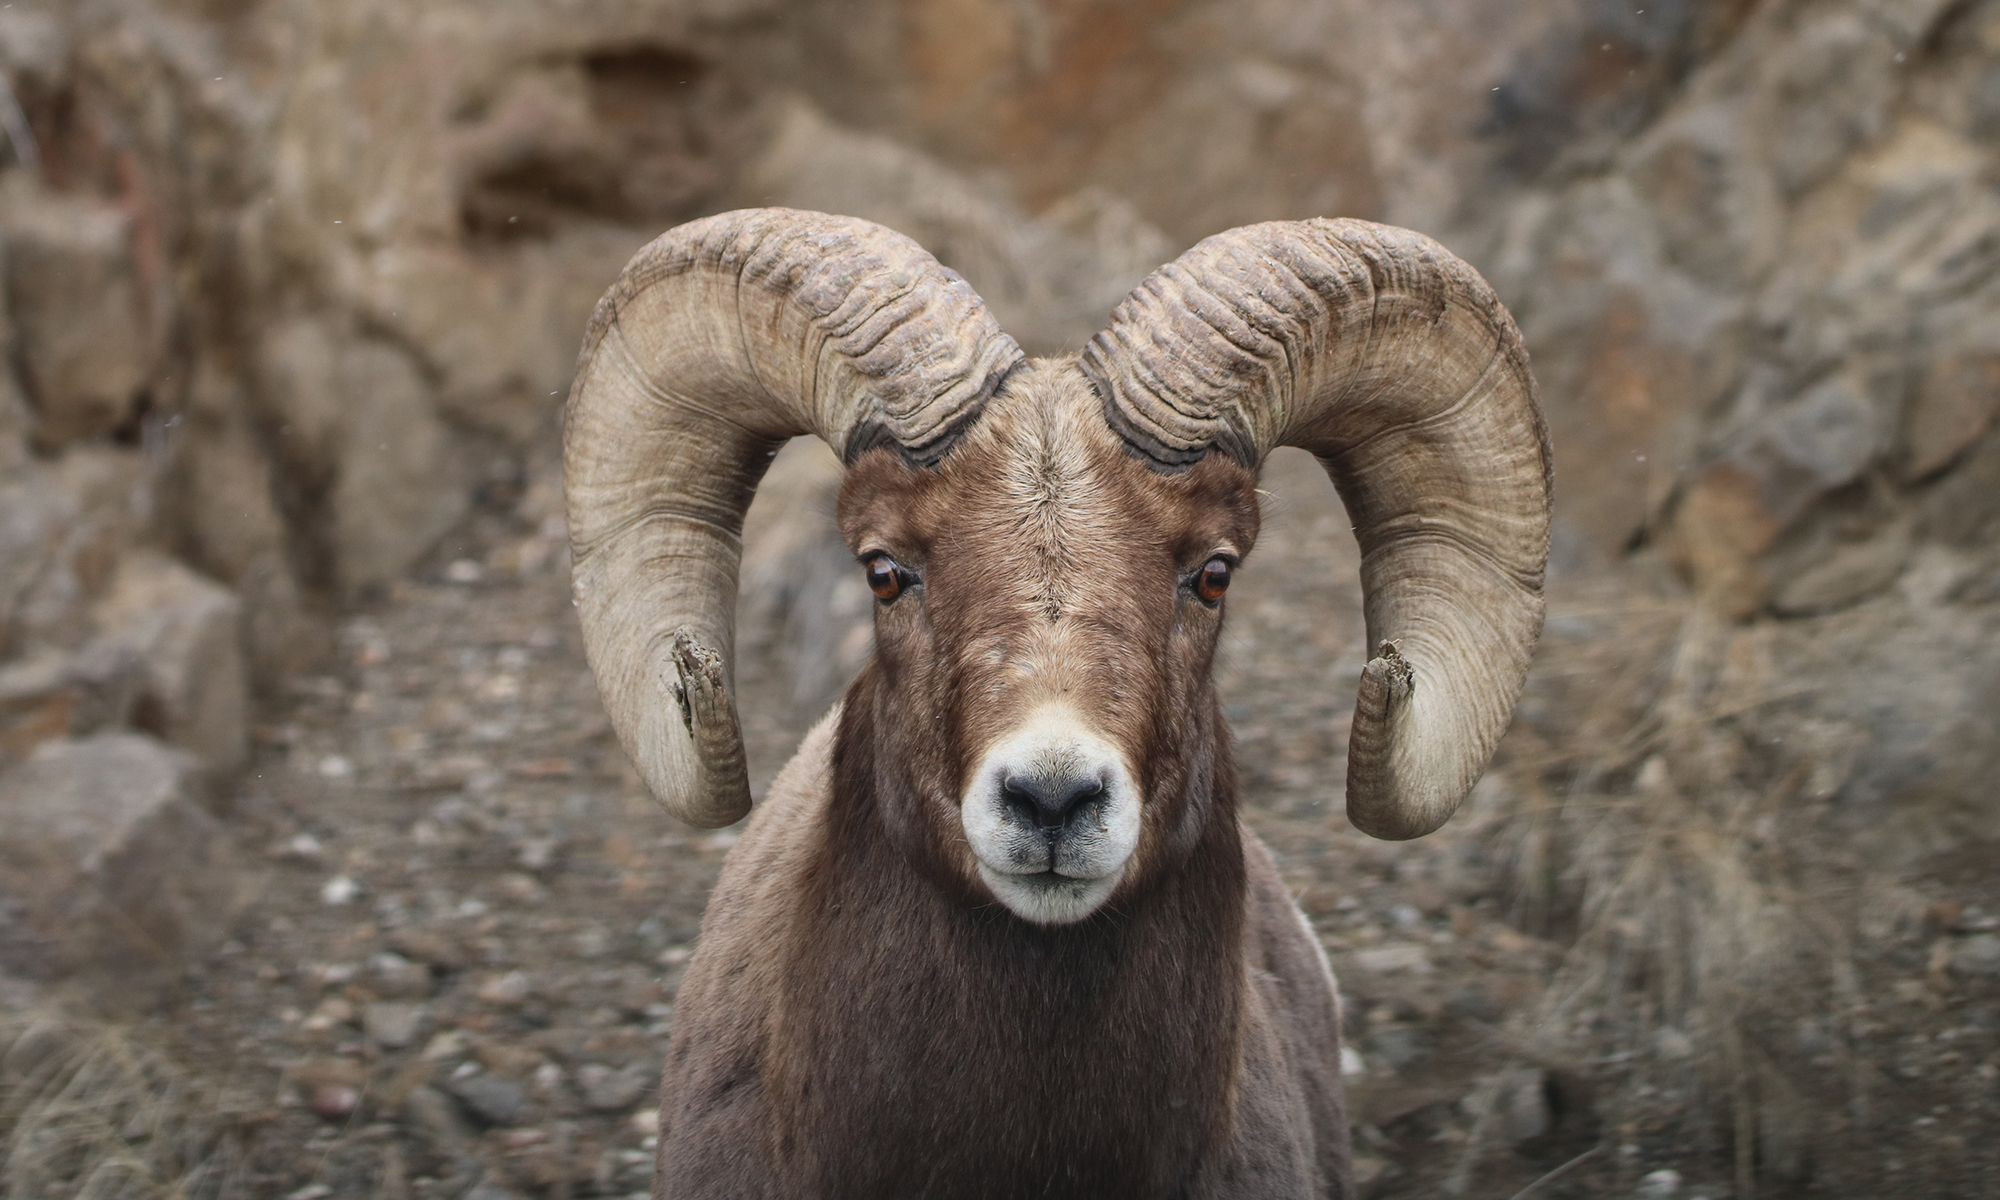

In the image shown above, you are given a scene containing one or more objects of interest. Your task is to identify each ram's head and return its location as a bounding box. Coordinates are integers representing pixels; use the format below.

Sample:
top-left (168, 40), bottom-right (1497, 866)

top-left (565, 209), bottom-right (1549, 923)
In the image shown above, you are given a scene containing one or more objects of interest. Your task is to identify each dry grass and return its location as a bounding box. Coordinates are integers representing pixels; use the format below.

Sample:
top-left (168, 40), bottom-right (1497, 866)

top-left (0, 1013), bottom-right (257, 1200)
top-left (1451, 588), bottom-right (1866, 1196)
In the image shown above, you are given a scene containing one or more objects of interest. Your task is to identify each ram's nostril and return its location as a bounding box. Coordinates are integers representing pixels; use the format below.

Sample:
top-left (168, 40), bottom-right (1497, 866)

top-left (1001, 772), bottom-right (1108, 836)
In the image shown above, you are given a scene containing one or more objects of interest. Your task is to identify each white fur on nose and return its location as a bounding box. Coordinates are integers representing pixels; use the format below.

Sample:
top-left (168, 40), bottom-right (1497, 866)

top-left (961, 705), bottom-right (1140, 925)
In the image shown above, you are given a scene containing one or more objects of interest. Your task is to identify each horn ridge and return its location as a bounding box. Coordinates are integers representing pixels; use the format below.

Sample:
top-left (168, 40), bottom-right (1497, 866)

top-left (1086, 216), bottom-right (1552, 842)
top-left (566, 208), bottom-right (1022, 826)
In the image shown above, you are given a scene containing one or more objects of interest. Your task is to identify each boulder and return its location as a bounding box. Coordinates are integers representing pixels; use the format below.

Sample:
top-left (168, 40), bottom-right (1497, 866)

top-left (330, 340), bottom-right (475, 594)
top-left (257, 320), bottom-right (474, 594)
top-left (90, 551), bottom-right (249, 771)
top-left (0, 446), bottom-right (145, 658)
top-left (0, 180), bottom-right (160, 449)
top-left (0, 644), bottom-right (145, 760)
top-left (1906, 351), bottom-right (2000, 479)
top-left (0, 734), bottom-right (244, 986)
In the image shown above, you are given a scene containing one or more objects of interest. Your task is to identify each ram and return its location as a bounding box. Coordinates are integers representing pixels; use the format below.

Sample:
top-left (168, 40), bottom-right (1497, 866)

top-left (565, 208), bottom-right (1550, 1198)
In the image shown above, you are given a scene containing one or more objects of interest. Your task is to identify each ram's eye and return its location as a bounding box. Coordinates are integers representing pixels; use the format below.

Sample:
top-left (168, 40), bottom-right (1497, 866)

top-left (864, 555), bottom-right (906, 602)
top-left (1194, 557), bottom-right (1232, 604)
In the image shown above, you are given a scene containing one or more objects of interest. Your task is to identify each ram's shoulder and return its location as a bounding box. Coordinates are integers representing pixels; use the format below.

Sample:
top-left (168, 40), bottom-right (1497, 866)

top-left (655, 706), bottom-right (841, 1180)
top-left (704, 703), bottom-right (840, 938)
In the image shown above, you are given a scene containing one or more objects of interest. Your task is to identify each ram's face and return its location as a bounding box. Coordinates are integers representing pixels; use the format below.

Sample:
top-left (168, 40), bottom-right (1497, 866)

top-left (838, 361), bottom-right (1260, 924)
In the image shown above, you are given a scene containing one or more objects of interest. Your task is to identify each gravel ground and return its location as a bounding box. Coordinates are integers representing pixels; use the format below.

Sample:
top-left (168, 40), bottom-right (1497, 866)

top-left (58, 448), bottom-right (1998, 1200)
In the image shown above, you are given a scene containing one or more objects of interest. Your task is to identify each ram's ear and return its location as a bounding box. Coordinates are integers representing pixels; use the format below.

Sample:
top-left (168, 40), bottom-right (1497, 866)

top-left (566, 208), bottom-right (1022, 827)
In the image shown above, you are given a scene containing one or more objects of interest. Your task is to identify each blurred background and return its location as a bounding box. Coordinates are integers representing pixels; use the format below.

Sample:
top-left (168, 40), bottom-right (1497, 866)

top-left (1, 0), bottom-right (1997, 1196)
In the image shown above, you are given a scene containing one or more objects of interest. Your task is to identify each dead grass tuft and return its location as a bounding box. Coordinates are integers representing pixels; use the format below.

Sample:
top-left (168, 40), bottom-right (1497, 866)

top-left (1454, 591), bottom-right (1866, 1196)
top-left (1, 1012), bottom-right (258, 1200)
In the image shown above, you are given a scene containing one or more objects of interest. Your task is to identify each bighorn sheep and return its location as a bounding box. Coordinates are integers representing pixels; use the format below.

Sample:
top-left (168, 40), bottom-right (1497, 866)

top-left (565, 209), bottom-right (1550, 1198)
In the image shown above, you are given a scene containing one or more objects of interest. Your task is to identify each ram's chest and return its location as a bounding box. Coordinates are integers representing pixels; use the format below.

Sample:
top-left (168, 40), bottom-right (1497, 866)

top-left (759, 853), bottom-right (1245, 1199)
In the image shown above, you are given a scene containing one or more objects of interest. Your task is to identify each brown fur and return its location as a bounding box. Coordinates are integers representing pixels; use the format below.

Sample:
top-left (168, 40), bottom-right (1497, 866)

top-left (654, 360), bottom-right (1352, 1198)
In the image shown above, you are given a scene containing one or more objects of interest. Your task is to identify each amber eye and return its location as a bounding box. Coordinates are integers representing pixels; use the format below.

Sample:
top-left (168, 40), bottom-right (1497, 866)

top-left (864, 555), bottom-right (905, 602)
top-left (1195, 557), bottom-right (1232, 604)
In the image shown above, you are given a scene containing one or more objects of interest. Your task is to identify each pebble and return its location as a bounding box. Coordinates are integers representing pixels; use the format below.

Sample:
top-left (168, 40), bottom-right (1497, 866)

top-left (448, 1072), bottom-right (527, 1126)
top-left (364, 1001), bottom-right (430, 1050)
top-left (309, 1083), bottom-right (360, 1120)
top-left (1351, 944), bottom-right (1433, 974)
top-left (1635, 1167), bottom-right (1683, 1198)
top-left (1367, 1027), bottom-right (1427, 1073)
top-left (578, 1063), bottom-right (651, 1112)
top-left (476, 970), bottom-right (535, 1006)
top-left (302, 997), bottom-right (357, 1032)
top-left (271, 833), bottom-right (326, 862)
top-left (1445, 984), bottom-right (1502, 1024)
top-left (320, 875), bottom-right (362, 906)
top-left (1952, 934), bottom-right (2000, 977)
top-left (389, 927), bottom-right (468, 968)
top-left (499, 872), bottom-right (545, 903)
top-left (369, 951), bottom-right (433, 998)
top-left (516, 836), bottom-right (561, 870)
top-left (1498, 1068), bottom-right (1553, 1143)
top-left (401, 1084), bottom-right (475, 1146)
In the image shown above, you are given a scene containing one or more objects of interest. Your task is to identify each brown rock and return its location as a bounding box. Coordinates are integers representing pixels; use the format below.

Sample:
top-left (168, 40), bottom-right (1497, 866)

top-left (401, 1083), bottom-right (476, 1148)
top-left (255, 321), bottom-right (474, 595)
top-left (166, 401), bottom-right (291, 584)
top-left (89, 551), bottom-right (248, 772)
top-left (1671, 463), bottom-right (1779, 616)
top-left (1764, 14), bottom-right (1897, 197)
top-left (1771, 523), bottom-right (1913, 616)
top-left (364, 1001), bottom-right (432, 1051)
top-left (1497, 1067), bottom-right (1553, 1143)
top-left (293, 1057), bottom-right (369, 1121)
top-left (1629, 99), bottom-right (1783, 288)
top-left (0, 734), bottom-right (243, 988)
top-left (0, 447), bottom-right (146, 657)
top-left (387, 927), bottom-right (470, 971)
top-left (577, 1063), bottom-right (651, 1112)
top-left (446, 1071), bottom-right (528, 1127)
top-left (0, 180), bottom-right (161, 449)
top-left (1906, 352), bottom-right (2000, 479)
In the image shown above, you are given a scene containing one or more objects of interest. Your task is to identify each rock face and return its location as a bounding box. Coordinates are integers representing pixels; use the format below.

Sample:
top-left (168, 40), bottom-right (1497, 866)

top-left (0, 0), bottom-right (1994, 863)
top-left (0, 733), bottom-right (243, 985)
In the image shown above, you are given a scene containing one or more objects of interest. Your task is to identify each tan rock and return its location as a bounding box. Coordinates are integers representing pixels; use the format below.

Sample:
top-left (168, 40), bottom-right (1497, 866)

top-left (257, 320), bottom-right (474, 593)
top-left (0, 734), bottom-right (243, 988)
top-left (1906, 352), bottom-right (2000, 479)
top-left (0, 181), bottom-right (160, 449)
top-left (329, 340), bottom-right (474, 594)
top-left (1771, 523), bottom-right (1914, 616)
top-left (1671, 463), bottom-right (1779, 617)
top-left (0, 447), bottom-right (145, 658)
top-left (91, 550), bottom-right (248, 771)
top-left (169, 406), bottom-right (290, 584)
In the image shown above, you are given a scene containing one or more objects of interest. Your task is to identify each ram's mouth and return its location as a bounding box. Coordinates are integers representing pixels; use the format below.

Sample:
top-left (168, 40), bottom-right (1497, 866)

top-left (975, 861), bottom-right (1126, 925)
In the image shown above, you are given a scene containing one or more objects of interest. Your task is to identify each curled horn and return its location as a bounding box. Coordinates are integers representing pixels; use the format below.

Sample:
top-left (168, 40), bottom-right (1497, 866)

top-left (1081, 218), bottom-right (1551, 840)
top-left (566, 209), bottom-right (1023, 827)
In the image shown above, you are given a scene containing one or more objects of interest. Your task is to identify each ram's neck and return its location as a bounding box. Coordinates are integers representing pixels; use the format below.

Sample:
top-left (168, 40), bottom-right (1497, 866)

top-left (762, 681), bottom-right (1247, 1199)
